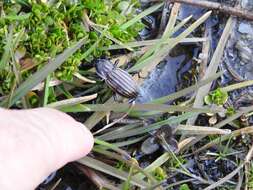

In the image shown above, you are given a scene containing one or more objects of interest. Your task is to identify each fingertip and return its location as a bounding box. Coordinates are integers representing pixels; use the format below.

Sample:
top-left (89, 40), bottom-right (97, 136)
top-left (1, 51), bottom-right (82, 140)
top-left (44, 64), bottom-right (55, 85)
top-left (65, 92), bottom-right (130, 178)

top-left (79, 123), bottom-right (94, 156)
top-left (29, 109), bottom-right (94, 170)
top-left (65, 122), bottom-right (94, 162)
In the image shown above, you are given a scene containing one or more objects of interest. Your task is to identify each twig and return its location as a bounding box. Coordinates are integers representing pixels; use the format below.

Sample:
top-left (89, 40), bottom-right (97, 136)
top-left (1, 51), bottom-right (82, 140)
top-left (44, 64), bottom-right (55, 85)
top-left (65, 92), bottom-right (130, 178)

top-left (169, 0), bottom-right (253, 21)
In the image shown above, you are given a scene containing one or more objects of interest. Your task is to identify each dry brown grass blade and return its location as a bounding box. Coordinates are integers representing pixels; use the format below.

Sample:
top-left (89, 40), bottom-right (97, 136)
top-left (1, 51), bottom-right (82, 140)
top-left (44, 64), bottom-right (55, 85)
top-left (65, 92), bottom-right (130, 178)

top-left (76, 164), bottom-right (120, 190)
top-left (178, 137), bottom-right (196, 151)
top-left (1, 38), bottom-right (87, 107)
top-left (245, 144), bottom-right (253, 163)
top-left (176, 125), bottom-right (231, 135)
top-left (180, 96), bottom-right (253, 152)
top-left (192, 126), bottom-right (253, 154)
top-left (46, 94), bottom-right (97, 109)
top-left (31, 79), bottom-right (62, 91)
top-left (235, 169), bottom-right (244, 190)
top-left (73, 72), bottom-right (96, 84)
top-left (84, 98), bottom-right (113, 129)
top-left (244, 144), bottom-right (253, 190)
top-left (186, 16), bottom-right (234, 125)
top-left (78, 156), bottom-right (149, 188)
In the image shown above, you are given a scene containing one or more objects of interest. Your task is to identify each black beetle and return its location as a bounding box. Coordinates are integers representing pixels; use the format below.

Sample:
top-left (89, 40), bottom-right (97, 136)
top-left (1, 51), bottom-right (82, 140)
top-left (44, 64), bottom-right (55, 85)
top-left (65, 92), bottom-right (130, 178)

top-left (95, 59), bottom-right (139, 100)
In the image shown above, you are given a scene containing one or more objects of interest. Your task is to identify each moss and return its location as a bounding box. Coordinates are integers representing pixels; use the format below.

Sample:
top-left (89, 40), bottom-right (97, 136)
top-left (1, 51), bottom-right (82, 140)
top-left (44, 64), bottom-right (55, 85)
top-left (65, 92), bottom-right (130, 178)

top-left (204, 88), bottom-right (228, 106)
top-left (0, 0), bottom-right (144, 94)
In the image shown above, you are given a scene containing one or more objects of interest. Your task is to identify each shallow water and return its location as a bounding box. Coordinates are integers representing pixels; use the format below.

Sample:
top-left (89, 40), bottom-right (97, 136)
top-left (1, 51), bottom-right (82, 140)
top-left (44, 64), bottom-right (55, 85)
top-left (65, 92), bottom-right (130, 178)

top-left (220, 0), bottom-right (253, 113)
top-left (136, 50), bottom-right (191, 103)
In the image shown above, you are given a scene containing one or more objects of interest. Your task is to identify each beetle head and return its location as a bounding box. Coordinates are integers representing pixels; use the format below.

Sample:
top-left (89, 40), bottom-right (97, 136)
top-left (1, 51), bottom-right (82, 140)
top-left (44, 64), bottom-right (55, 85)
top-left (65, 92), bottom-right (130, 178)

top-left (94, 59), bottom-right (114, 79)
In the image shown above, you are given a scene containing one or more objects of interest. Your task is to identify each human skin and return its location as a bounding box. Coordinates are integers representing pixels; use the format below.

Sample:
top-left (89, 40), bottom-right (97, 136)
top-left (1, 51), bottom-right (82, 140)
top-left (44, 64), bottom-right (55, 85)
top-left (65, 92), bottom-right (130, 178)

top-left (0, 108), bottom-right (94, 190)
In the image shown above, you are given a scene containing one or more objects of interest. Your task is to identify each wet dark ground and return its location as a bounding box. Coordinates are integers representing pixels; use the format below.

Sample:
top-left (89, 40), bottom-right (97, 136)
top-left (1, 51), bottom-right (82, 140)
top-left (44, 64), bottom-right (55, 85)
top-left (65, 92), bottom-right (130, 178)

top-left (37, 164), bottom-right (97, 190)
top-left (39, 0), bottom-right (253, 189)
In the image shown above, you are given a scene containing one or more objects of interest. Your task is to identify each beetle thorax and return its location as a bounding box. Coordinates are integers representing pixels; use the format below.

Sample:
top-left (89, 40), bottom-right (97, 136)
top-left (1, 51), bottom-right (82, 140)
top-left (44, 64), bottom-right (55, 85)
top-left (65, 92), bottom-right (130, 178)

top-left (95, 59), bottom-right (114, 79)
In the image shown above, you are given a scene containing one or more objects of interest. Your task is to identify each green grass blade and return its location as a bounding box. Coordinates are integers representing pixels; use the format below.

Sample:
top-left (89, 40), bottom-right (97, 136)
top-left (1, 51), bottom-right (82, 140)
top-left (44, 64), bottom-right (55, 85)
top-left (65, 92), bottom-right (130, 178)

top-left (97, 124), bottom-right (141, 140)
top-left (0, 26), bottom-right (25, 70)
top-left (130, 72), bottom-right (222, 117)
top-left (46, 94), bottom-right (97, 109)
top-left (0, 26), bottom-right (13, 70)
top-left (60, 103), bottom-right (221, 114)
top-left (181, 105), bottom-right (253, 151)
top-left (134, 152), bottom-right (171, 179)
top-left (0, 38), bottom-right (87, 107)
top-left (98, 112), bottom-right (196, 141)
top-left (93, 146), bottom-right (157, 184)
top-left (221, 80), bottom-right (253, 92)
top-left (2, 13), bottom-right (31, 21)
top-left (132, 14), bottom-right (192, 65)
top-left (60, 104), bottom-right (90, 112)
top-left (120, 3), bottom-right (163, 30)
top-left (111, 136), bottom-right (147, 147)
top-left (84, 98), bottom-right (114, 129)
top-left (134, 3), bottom-right (180, 64)
top-left (42, 75), bottom-right (51, 106)
top-left (77, 157), bottom-right (149, 188)
top-left (123, 164), bottom-right (134, 190)
top-left (152, 72), bottom-right (222, 104)
top-left (95, 138), bottom-right (129, 157)
top-left (170, 15), bottom-right (192, 37)
top-left (80, 29), bottom-right (107, 60)
top-left (92, 25), bottom-right (134, 51)
top-left (104, 37), bottom-right (205, 50)
top-left (194, 126), bottom-right (253, 154)
top-left (128, 11), bottom-right (211, 72)
top-left (162, 3), bottom-right (180, 38)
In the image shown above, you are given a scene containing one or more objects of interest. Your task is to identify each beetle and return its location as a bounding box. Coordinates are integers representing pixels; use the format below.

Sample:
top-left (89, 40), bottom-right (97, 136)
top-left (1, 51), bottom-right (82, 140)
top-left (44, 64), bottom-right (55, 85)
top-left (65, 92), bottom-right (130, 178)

top-left (95, 59), bottom-right (139, 100)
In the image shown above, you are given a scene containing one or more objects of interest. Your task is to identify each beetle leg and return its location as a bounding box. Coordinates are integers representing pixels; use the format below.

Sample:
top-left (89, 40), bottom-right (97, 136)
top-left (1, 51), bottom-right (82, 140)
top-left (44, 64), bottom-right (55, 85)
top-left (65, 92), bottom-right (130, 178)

top-left (128, 98), bottom-right (136, 104)
top-left (114, 94), bottom-right (125, 103)
top-left (106, 111), bottom-right (110, 124)
top-left (138, 72), bottom-right (147, 79)
top-left (113, 59), bottom-right (120, 69)
top-left (113, 94), bottom-right (121, 102)
top-left (131, 71), bottom-right (147, 79)
top-left (93, 102), bottom-right (134, 135)
top-left (113, 94), bottom-right (117, 101)
top-left (113, 118), bottom-right (143, 124)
